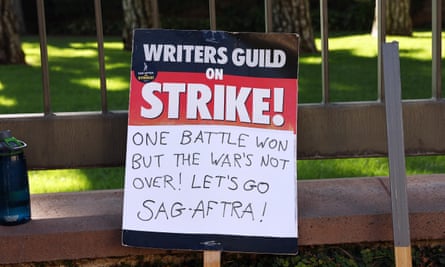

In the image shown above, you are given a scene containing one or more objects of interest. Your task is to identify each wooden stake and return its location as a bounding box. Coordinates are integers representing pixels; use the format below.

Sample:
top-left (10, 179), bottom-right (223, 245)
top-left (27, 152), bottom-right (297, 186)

top-left (395, 246), bottom-right (412, 267)
top-left (383, 42), bottom-right (412, 267)
top-left (203, 250), bottom-right (221, 267)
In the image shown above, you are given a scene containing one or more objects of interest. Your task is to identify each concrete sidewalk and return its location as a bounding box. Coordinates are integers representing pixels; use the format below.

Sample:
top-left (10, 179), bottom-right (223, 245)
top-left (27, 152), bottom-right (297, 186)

top-left (298, 175), bottom-right (445, 244)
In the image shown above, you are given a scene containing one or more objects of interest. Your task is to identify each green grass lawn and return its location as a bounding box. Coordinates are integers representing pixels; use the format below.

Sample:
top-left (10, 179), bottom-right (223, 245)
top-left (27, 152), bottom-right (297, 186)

top-left (3, 31), bottom-right (441, 114)
top-left (0, 36), bottom-right (131, 113)
top-left (1, 32), bottom-right (444, 193)
top-left (28, 155), bottom-right (445, 194)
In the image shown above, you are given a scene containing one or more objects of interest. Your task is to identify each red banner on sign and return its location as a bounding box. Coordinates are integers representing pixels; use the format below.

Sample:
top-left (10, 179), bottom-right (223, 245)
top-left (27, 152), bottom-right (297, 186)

top-left (128, 71), bottom-right (297, 132)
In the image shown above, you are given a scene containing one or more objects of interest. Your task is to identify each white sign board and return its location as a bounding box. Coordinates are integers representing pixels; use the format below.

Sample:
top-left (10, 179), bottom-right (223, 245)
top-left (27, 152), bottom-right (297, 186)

top-left (122, 29), bottom-right (299, 254)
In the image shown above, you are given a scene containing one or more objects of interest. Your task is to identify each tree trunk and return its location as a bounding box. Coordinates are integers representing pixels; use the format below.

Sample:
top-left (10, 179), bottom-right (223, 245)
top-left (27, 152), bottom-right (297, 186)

top-left (272, 0), bottom-right (317, 53)
top-left (371, 0), bottom-right (412, 36)
top-left (122, 0), bottom-right (160, 51)
top-left (12, 0), bottom-right (25, 34)
top-left (0, 0), bottom-right (26, 64)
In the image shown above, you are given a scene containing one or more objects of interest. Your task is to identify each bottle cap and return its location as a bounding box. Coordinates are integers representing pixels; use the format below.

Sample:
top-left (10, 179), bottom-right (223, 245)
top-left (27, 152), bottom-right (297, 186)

top-left (0, 130), bottom-right (27, 152)
top-left (0, 130), bottom-right (12, 141)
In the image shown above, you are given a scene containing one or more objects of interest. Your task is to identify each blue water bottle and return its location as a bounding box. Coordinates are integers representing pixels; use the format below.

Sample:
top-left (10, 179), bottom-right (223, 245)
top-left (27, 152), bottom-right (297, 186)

top-left (0, 130), bottom-right (31, 225)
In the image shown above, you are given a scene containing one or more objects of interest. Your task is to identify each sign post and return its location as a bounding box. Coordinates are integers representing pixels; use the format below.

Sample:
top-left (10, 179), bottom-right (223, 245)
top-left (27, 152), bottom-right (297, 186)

top-left (122, 29), bottom-right (299, 259)
top-left (203, 251), bottom-right (221, 267)
top-left (383, 41), bottom-right (412, 267)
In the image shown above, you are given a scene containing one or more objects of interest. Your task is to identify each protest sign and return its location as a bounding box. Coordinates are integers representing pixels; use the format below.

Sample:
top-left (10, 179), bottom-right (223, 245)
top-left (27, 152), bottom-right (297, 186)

top-left (122, 29), bottom-right (299, 254)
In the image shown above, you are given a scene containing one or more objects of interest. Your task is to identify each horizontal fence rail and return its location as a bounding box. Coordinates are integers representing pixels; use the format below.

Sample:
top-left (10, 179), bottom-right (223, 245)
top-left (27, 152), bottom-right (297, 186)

top-left (3, 100), bottom-right (445, 169)
top-left (0, 0), bottom-right (443, 169)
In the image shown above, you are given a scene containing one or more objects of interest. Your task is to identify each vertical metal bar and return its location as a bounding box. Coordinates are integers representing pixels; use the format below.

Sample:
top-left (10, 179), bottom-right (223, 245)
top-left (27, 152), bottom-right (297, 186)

top-left (151, 0), bottom-right (160, 28)
top-left (36, 0), bottom-right (51, 115)
top-left (432, 0), bottom-right (442, 100)
top-left (320, 0), bottom-right (329, 103)
top-left (94, 0), bottom-right (108, 113)
top-left (209, 0), bottom-right (216, 30)
top-left (377, 0), bottom-right (386, 102)
top-left (264, 0), bottom-right (273, 33)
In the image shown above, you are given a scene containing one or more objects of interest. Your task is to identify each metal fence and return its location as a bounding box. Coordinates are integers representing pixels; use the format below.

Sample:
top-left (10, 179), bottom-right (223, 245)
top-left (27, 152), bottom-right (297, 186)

top-left (1, 0), bottom-right (444, 169)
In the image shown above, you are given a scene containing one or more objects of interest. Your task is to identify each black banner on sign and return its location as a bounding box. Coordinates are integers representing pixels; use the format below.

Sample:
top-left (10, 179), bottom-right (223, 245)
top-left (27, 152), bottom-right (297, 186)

top-left (122, 29), bottom-right (299, 254)
top-left (123, 230), bottom-right (298, 254)
top-left (131, 29), bottom-right (299, 79)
